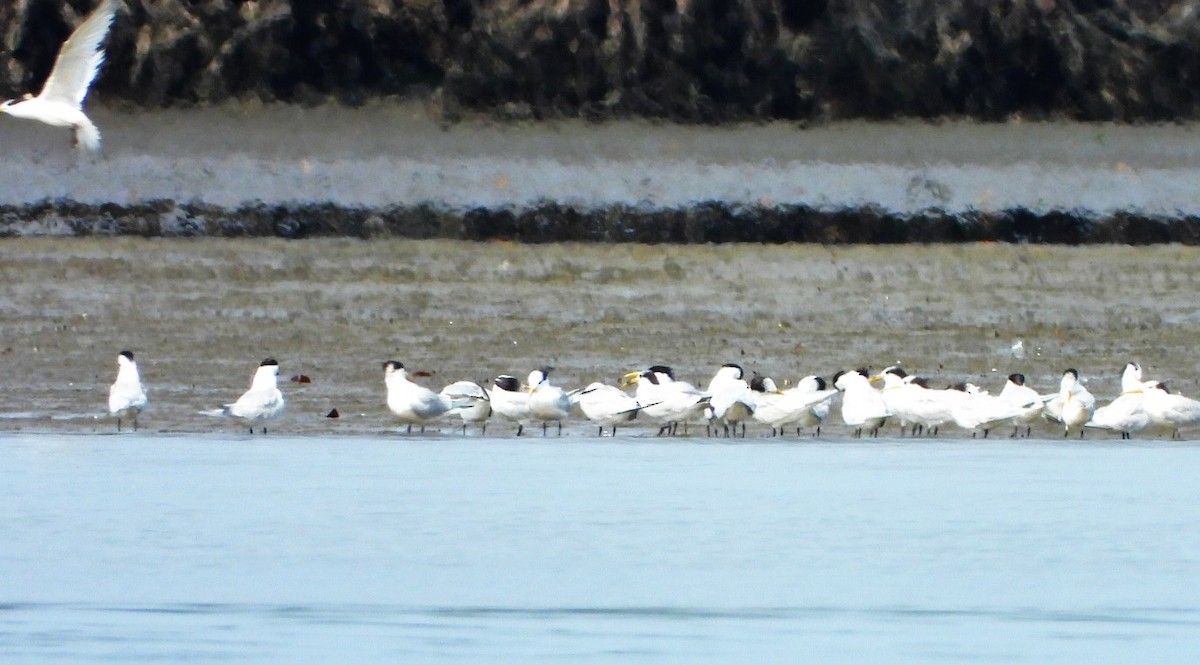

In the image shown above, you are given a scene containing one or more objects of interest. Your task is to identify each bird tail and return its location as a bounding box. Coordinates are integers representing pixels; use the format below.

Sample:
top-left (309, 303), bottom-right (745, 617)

top-left (447, 395), bottom-right (485, 411)
top-left (199, 408), bottom-right (230, 417)
top-left (75, 118), bottom-right (101, 154)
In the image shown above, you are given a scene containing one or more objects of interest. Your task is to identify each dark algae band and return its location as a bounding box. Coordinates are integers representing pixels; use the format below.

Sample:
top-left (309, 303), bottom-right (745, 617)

top-left (4, 199), bottom-right (1199, 244)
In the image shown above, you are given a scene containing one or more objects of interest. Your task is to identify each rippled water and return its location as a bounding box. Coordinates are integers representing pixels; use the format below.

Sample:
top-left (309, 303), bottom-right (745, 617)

top-left (3, 434), bottom-right (1199, 662)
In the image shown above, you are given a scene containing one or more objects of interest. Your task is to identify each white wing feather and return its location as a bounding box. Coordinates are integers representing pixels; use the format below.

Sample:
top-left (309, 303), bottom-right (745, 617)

top-left (37, 0), bottom-right (119, 107)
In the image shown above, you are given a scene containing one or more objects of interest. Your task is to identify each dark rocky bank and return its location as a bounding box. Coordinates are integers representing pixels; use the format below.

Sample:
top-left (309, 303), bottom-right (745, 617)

top-left (3, 0), bottom-right (1200, 122)
top-left (4, 199), bottom-right (1200, 244)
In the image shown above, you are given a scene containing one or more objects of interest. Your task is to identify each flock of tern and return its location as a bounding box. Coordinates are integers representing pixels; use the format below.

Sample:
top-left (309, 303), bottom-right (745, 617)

top-left (105, 353), bottom-right (1200, 439)
top-left (13, 1), bottom-right (1200, 442)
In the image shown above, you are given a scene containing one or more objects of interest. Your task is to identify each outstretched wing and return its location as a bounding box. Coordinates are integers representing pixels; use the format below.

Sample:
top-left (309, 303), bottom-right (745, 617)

top-left (37, 0), bottom-right (119, 107)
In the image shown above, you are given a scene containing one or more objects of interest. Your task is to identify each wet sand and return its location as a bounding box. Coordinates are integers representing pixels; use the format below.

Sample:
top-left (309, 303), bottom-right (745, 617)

top-left (1, 105), bottom-right (1200, 216)
top-left (1, 238), bottom-right (1196, 436)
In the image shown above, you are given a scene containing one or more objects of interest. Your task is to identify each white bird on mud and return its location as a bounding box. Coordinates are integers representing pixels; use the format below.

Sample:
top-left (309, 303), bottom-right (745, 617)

top-left (621, 365), bottom-right (709, 436)
top-left (439, 380), bottom-right (492, 434)
top-left (572, 381), bottom-right (643, 436)
top-left (1044, 368), bottom-right (1096, 425)
top-left (528, 367), bottom-right (572, 436)
top-left (381, 360), bottom-right (466, 433)
top-left (1141, 381), bottom-right (1200, 439)
top-left (948, 381), bottom-right (1041, 438)
top-left (997, 373), bottom-right (1043, 437)
top-left (877, 367), bottom-right (960, 436)
top-left (203, 358), bottom-right (285, 434)
top-left (790, 376), bottom-right (837, 436)
top-left (704, 363), bottom-right (756, 438)
top-left (0, 0), bottom-right (119, 153)
top-left (490, 375), bottom-right (534, 436)
top-left (833, 369), bottom-right (889, 438)
top-left (1054, 369), bottom-right (1094, 438)
top-left (749, 375), bottom-right (836, 436)
top-left (107, 350), bottom-right (146, 432)
top-left (1086, 363), bottom-right (1151, 440)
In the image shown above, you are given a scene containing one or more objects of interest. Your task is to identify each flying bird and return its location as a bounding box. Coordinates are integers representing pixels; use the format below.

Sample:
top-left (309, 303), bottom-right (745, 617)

top-left (0, 0), bottom-right (119, 153)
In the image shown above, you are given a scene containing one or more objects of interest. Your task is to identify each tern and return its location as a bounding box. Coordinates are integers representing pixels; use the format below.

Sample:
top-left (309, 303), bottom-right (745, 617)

top-left (704, 363), bottom-right (756, 438)
top-left (948, 382), bottom-right (1040, 438)
top-left (621, 365), bottom-right (709, 436)
top-left (876, 367), bottom-right (963, 437)
top-left (790, 376), bottom-right (836, 436)
top-left (527, 367), bottom-right (572, 436)
top-left (1055, 369), bottom-right (1094, 438)
top-left (1086, 363), bottom-right (1151, 440)
top-left (107, 350), bottom-right (147, 432)
top-left (203, 358), bottom-right (285, 434)
top-left (439, 380), bottom-right (492, 434)
top-left (490, 375), bottom-right (534, 435)
top-left (749, 375), bottom-right (836, 436)
top-left (572, 381), bottom-right (644, 436)
top-left (384, 360), bottom-right (482, 432)
top-left (832, 369), bottom-right (889, 437)
top-left (1141, 381), bottom-right (1200, 439)
top-left (383, 361), bottom-right (465, 433)
top-left (997, 373), bottom-right (1043, 437)
top-left (1044, 368), bottom-right (1096, 424)
top-left (0, 0), bottom-right (119, 154)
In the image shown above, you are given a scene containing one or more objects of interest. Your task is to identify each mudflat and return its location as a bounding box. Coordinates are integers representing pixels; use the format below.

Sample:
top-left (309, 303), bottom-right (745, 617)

top-left (0, 237), bottom-right (1194, 435)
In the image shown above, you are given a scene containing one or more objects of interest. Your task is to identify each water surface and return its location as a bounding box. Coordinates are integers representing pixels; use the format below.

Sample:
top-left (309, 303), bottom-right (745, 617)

top-left (3, 434), bottom-right (1198, 662)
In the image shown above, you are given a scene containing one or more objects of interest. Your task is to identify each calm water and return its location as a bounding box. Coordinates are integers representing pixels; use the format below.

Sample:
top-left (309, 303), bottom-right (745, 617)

top-left (2, 434), bottom-right (1198, 662)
